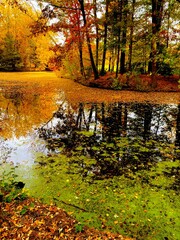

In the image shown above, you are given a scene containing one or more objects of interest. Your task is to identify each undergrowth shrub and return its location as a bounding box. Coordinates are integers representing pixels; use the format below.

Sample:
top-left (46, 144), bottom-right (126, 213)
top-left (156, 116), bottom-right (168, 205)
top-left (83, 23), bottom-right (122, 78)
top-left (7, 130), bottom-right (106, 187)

top-left (111, 78), bottom-right (122, 90)
top-left (0, 164), bottom-right (26, 202)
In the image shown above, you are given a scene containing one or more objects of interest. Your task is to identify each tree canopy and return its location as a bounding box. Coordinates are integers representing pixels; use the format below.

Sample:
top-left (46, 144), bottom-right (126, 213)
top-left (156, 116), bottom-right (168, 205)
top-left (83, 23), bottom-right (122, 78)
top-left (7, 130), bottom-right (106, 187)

top-left (0, 0), bottom-right (179, 84)
top-left (0, 0), bottom-right (55, 71)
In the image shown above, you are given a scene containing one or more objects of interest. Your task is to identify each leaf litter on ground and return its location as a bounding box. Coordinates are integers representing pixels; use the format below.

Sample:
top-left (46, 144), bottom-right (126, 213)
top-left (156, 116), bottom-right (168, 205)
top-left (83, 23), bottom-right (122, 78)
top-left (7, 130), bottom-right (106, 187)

top-left (0, 197), bottom-right (133, 240)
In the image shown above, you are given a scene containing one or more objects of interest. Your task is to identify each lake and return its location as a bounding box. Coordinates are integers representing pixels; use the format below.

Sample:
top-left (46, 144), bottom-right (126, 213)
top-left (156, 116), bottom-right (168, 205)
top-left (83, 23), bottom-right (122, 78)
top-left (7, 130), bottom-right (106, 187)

top-left (0, 72), bottom-right (180, 239)
top-left (0, 72), bottom-right (179, 165)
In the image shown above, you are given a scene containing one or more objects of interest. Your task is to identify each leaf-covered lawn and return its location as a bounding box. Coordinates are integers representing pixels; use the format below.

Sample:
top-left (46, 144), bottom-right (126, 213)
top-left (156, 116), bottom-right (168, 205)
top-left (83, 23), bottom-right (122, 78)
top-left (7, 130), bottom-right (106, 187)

top-left (0, 198), bottom-right (131, 240)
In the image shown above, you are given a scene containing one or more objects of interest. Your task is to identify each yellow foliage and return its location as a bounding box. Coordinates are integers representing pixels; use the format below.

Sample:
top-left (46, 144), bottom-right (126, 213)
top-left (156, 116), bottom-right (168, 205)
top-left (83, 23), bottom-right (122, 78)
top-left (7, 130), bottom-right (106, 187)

top-left (0, 0), bottom-right (55, 70)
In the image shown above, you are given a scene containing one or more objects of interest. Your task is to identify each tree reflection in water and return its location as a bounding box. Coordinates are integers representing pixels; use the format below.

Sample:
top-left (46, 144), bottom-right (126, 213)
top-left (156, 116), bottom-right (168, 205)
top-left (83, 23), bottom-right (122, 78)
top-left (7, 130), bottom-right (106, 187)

top-left (38, 102), bottom-right (180, 178)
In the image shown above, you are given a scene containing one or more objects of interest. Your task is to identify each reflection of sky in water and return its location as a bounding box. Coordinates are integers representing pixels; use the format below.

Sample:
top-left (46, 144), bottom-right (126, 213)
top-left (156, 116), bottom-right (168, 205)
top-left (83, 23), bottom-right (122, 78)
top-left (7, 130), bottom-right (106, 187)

top-left (0, 134), bottom-right (47, 166)
top-left (125, 104), bottom-right (177, 142)
top-left (0, 91), bottom-right (65, 166)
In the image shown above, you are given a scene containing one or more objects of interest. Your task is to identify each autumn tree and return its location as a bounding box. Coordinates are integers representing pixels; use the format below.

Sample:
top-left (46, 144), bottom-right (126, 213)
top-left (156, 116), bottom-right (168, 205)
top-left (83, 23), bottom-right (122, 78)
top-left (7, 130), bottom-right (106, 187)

top-left (100, 0), bottom-right (110, 75)
top-left (0, 0), bottom-right (55, 71)
top-left (35, 0), bottom-right (100, 79)
top-left (128, 0), bottom-right (135, 72)
top-left (0, 33), bottom-right (21, 71)
top-left (93, 0), bottom-right (100, 69)
top-left (78, 0), bottom-right (99, 79)
top-left (10, 0), bottom-right (179, 84)
top-left (148, 0), bottom-right (164, 85)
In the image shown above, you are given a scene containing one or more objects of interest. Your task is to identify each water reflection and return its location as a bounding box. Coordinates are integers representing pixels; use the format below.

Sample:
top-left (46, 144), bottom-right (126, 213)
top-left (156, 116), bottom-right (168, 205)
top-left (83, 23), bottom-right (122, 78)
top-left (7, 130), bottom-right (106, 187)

top-left (0, 75), bottom-right (179, 171)
top-left (0, 77), bottom-right (64, 164)
top-left (38, 102), bottom-right (179, 177)
top-left (0, 135), bottom-right (48, 165)
top-left (0, 86), bottom-right (61, 138)
top-left (39, 102), bottom-right (179, 144)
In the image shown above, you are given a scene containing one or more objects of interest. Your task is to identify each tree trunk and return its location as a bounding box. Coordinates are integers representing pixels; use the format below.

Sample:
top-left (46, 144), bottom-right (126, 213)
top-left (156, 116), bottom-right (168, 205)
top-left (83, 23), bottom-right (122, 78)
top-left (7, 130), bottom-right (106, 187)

top-left (78, 0), bottom-right (99, 80)
top-left (116, 39), bottom-right (120, 78)
top-left (149, 0), bottom-right (164, 86)
top-left (111, 47), bottom-right (116, 72)
top-left (76, 9), bottom-right (85, 78)
top-left (100, 0), bottom-right (109, 75)
top-left (120, 0), bottom-right (128, 74)
top-left (128, 0), bottom-right (135, 73)
top-left (93, 0), bottom-right (99, 69)
top-left (115, 0), bottom-right (122, 78)
top-left (108, 56), bottom-right (111, 71)
top-left (78, 41), bottom-right (85, 78)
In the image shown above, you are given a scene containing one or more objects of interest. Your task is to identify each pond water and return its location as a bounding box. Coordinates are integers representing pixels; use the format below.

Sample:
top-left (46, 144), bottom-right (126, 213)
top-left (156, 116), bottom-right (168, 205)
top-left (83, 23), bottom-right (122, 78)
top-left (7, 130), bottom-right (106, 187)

top-left (0, 72), bottom-right (179, 184)
top-left (0, 72), bottom-right (179, 167)
top-left (0, 73), bottom-right (64, 164)
top-left (36, 101), bottom-right (179, 177)
top-left (0, 72), bottom-right (180, 239)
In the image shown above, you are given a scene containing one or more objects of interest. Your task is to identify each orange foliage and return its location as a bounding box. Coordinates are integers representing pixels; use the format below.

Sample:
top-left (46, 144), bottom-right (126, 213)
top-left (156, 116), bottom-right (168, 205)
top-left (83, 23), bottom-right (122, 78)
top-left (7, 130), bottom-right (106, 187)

top-left (0, 0), bottom-right (55, 70)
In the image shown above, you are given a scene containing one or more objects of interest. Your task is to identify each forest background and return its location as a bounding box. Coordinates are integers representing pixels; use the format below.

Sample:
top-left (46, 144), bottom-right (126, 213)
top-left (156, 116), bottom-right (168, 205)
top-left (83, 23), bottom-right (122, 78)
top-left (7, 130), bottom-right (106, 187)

top-left (0, 0), bottom-right (180, 89)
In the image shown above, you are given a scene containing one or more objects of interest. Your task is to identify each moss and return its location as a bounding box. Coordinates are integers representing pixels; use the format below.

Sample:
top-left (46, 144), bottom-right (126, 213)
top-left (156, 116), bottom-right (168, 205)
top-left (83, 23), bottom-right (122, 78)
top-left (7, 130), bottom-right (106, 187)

top-left (15, 151), bottom-right (180, 240)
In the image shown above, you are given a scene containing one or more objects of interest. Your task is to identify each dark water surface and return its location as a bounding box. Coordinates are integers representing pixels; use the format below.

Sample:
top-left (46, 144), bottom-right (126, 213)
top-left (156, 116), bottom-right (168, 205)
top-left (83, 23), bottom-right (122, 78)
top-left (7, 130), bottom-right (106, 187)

top-left (38, 101), bottom-right (180, 177)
